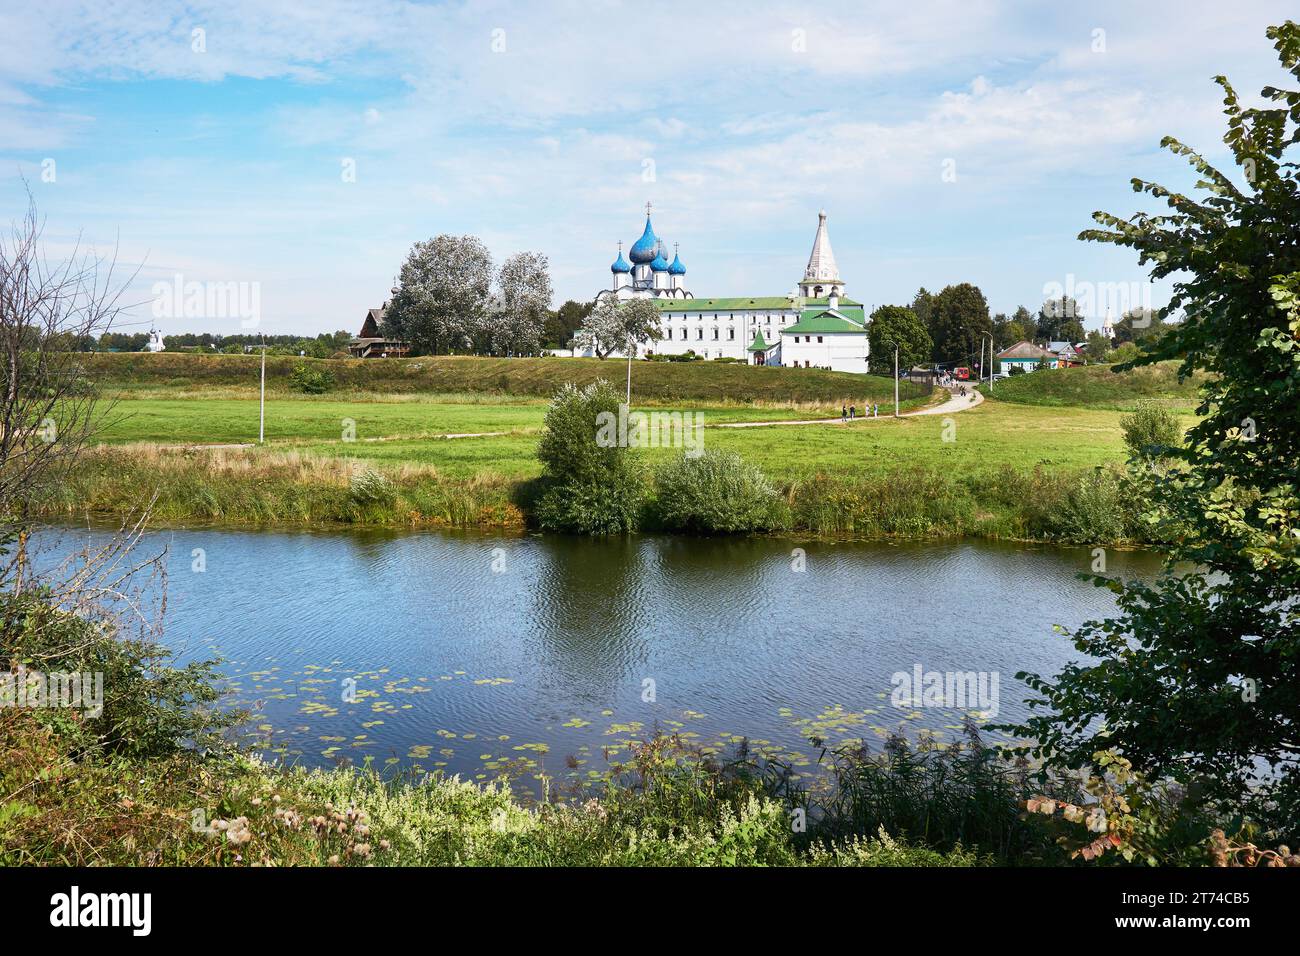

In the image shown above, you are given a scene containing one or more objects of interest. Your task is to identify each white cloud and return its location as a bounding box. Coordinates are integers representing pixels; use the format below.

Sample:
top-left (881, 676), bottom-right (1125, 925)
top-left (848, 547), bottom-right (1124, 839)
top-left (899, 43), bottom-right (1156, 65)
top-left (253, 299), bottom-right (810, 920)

top-left (2, 0), bottom-right (1295, 328)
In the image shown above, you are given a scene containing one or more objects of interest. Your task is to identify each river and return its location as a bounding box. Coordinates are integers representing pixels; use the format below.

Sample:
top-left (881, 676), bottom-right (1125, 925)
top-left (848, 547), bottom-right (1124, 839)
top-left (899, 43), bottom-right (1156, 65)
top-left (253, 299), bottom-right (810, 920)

top-left (30, 526), bottom-right (1160, 790)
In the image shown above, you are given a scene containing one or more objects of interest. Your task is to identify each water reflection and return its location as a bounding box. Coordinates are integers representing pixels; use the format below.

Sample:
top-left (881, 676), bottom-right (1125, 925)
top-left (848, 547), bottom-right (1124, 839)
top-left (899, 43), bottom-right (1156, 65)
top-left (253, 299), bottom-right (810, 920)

top-left (28, 525), bottom-right (1161, 788)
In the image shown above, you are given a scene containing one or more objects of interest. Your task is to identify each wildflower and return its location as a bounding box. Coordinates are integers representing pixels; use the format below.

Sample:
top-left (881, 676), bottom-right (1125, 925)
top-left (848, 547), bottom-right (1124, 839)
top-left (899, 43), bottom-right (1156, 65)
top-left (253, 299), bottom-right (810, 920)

top-left (225, 817), bottom-right (253, 846)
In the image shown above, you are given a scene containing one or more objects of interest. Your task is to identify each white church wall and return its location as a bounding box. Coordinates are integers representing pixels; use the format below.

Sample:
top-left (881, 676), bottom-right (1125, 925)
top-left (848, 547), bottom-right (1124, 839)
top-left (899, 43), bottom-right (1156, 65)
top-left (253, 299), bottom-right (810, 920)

top-left (781, 332), bottom-right (869, 373)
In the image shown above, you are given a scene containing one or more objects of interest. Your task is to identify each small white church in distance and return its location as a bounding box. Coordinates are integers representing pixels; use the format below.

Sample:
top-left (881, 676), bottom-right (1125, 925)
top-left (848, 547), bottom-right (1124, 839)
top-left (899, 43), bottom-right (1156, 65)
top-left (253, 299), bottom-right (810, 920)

top-left (588, 206), bottom-right (871, 373)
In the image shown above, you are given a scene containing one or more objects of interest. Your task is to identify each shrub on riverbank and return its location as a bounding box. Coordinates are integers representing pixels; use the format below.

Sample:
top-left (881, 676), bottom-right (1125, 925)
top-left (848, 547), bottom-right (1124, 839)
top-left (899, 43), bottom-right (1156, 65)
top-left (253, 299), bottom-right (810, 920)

top-left (1119, 400), bottom-right (1183, 460)
top-left (652, 450), bottom-right (782, 534)
top-left (535, 381), bottom-right (644, 534)
top-left (36, 442), bottom-right (1160, 546)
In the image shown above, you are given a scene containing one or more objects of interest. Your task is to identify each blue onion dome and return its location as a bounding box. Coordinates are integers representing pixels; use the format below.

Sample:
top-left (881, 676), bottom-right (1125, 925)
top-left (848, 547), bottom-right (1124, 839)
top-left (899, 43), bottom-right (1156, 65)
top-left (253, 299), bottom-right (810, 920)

top-left (668, 250), bottom-right (686, 275)
top-left (628, 216), bottom-right (659, 264)
top-left (611, 243), bottom-right (631, 274)
top-left (650, 245), bottom-right (670, 272)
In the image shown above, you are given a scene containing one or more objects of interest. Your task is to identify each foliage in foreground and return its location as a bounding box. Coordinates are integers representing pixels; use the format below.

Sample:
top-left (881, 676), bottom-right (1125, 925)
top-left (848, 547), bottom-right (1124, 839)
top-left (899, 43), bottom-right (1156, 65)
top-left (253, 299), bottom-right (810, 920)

top-left (1014, 20), bottom-right (1300, 840)
top-left (2, 583), bottom-right (1286, 868)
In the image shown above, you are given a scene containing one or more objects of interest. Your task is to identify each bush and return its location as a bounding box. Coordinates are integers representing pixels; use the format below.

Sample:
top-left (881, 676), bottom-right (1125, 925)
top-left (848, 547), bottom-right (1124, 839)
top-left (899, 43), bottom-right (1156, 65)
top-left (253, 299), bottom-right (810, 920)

top-left (535, 380), bottom-right (643, 534)
top-left (0, 592), bottom-right (237, 761)
top-left (652, 450), bottom-right (780, 534)
top-left (1119, 400), bottom-right (1182, 459)
top-left (1051, 465), bottom-right (1131, 544)
top-left (348, 468), bottom-right (397, 509)
top-left (288, 363), bottom-right (334, 394)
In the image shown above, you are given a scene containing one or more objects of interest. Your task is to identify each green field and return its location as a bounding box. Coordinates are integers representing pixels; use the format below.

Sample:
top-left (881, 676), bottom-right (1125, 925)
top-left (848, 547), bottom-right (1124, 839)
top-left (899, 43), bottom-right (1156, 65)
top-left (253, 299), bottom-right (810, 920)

top-left (982, 360), bottom-right (1204, 412)
top-left (93, 395), bottom-right (858, 446)
top-left (274, 400), bottom-right (1131, 481)
top-left (84, 351), bottom-right (929, 405)
top-left (40, 353), bottom-right (1197, 542)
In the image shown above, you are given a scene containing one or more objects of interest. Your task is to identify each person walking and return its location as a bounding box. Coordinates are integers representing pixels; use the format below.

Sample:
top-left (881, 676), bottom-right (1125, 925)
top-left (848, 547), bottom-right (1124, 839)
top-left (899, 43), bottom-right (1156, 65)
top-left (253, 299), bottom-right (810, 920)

top-left (841, 404), bottom-right (847, 422)
top-left (850, 404), bottom-right (856, 420)
top-left (873, 403), bottom-right (879, 418)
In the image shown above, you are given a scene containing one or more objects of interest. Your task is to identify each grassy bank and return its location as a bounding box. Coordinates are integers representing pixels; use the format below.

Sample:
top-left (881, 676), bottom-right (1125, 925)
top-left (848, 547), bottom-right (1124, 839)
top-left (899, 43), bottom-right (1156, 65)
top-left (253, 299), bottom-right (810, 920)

top-left (83, 351), bottom-right (930, 405)
top-left (42, 434), bottom-right (1150, 545)
top-left (42, 358), bottom-right (1190, 544)
top-left (982, 361), bottom-right (1205, 412)
top-left (2, 705), bottom-right (1001, 866)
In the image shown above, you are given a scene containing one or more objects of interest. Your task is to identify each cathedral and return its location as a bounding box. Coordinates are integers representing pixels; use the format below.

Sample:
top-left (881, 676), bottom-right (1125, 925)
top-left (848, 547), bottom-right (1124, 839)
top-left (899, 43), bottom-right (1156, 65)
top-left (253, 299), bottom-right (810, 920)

top-left (590, 207), bottom-right (870, 373)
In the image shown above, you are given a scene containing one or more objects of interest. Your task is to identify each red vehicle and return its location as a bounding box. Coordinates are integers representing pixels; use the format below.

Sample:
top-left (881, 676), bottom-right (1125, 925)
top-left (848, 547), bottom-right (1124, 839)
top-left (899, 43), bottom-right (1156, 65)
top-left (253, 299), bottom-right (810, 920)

top-left (953, 367), bottom-right (971, 381)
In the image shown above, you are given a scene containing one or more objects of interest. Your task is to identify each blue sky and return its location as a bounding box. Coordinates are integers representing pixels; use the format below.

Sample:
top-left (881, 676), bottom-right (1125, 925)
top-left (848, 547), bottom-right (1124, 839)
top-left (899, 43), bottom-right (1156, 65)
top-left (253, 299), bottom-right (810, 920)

top-left (1, 0), bottom-right (1292, 337)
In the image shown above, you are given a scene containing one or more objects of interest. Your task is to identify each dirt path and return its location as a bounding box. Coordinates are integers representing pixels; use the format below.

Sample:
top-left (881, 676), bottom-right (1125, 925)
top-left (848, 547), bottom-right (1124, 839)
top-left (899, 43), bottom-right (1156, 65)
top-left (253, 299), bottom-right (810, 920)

top-left (144, 387), bottom-right (984, 450)
top-left (713, 386), bottom-right (983, 429)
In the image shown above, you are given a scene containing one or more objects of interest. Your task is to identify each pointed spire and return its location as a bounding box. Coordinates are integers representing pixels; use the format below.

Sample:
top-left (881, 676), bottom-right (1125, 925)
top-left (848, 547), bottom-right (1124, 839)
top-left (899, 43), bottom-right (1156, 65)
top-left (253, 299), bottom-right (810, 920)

top-left (804, 209), bottom-right (840, 282)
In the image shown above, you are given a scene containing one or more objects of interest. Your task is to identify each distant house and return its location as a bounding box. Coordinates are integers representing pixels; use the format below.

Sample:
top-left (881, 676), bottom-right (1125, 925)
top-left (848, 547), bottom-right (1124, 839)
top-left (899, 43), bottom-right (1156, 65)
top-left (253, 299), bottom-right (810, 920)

top-left (347, 304), bottom-right (409, 359)
top-left (996, 340), bottom-right (1058, 374)
top-left (1047, 341), bottom-right (1085, 367)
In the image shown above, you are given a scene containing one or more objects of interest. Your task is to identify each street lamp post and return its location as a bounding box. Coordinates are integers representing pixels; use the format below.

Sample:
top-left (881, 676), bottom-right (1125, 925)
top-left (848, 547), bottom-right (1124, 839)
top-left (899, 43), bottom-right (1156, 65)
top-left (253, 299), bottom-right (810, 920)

top-left (979, 331), bottom-right (995, 391)
top-left (259, 335), bottom-right (266, 444)
top-left (894, 345), bottom-right (899, 417)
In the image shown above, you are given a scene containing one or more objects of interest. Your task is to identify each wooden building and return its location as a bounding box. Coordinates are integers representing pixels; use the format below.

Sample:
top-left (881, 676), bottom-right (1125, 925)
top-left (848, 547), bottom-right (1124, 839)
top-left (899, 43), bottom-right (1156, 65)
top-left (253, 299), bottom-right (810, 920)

top-left (347, 305), bottom-right (410, 358)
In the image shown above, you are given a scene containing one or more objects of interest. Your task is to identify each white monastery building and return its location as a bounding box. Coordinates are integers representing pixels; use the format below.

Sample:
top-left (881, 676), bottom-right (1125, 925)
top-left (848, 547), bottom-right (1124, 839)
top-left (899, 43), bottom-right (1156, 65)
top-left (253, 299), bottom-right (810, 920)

top-left (589, 206), bottom-right (871, 373)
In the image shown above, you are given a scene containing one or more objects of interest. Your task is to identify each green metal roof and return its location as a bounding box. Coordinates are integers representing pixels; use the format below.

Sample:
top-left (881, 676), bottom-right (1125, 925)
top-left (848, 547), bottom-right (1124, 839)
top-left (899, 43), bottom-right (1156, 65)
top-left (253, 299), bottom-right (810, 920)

top-left (655, 295), bottom-right (862, 313)
top-left (783, 310), bottom-right (866, 334)
top-left (746, 331), bottom-right (770, 351)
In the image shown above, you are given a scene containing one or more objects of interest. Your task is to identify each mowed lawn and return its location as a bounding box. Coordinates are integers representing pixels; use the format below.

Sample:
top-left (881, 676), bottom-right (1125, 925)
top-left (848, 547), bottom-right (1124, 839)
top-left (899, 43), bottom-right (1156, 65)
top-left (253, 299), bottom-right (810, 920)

top-left (290, 397), bottom-right (1140, 482)
top-left (93, 395), bottom-right (851, 446)
top-left (93, 391), bottom-right (1155, 484)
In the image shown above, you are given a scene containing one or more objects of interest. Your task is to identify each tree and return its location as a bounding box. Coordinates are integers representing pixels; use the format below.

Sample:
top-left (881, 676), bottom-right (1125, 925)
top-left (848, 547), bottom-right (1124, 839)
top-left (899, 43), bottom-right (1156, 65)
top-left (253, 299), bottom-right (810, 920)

top-left (910, 287), bottom-right (938, 350)
top-left (383, 235), bottom-right (492, 355)
top-left (1112, 307), bottom-right (1168, 344)
top-left (574, 296), bottom-right (662, 361)
top-left (1036, 297), bottom-right (1086, 343)
top-left (1083, 329), bottom-right (1112, 363)
top-left (492, 251), bottom-right (552, 356)
top-left (1, 193), bottom-right (129, 588)
top-left (929, 283), bottom-right (991, 364)
top-left (868, 305), bottom-right (932, 372)
top-left (545, 299), bottom-right (594, 350)
top-left (1012, 21), bottom-right (1300, 833)
top-left (994, 309), bottom-right (1030, 347)
top-left (535, 380), bottom-right (644, 535)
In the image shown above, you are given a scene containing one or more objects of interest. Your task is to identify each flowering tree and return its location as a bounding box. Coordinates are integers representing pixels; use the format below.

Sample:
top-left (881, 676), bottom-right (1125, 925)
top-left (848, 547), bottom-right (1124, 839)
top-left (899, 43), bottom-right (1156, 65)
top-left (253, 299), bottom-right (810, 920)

top-left (383, 235), bottom-right (492, 355)
top-left (574, 296), bottom-right (661, 360)
top-left (575, 296), bottom-right (662, 401)
top-left (492, 251), bottom-right (552, 356)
